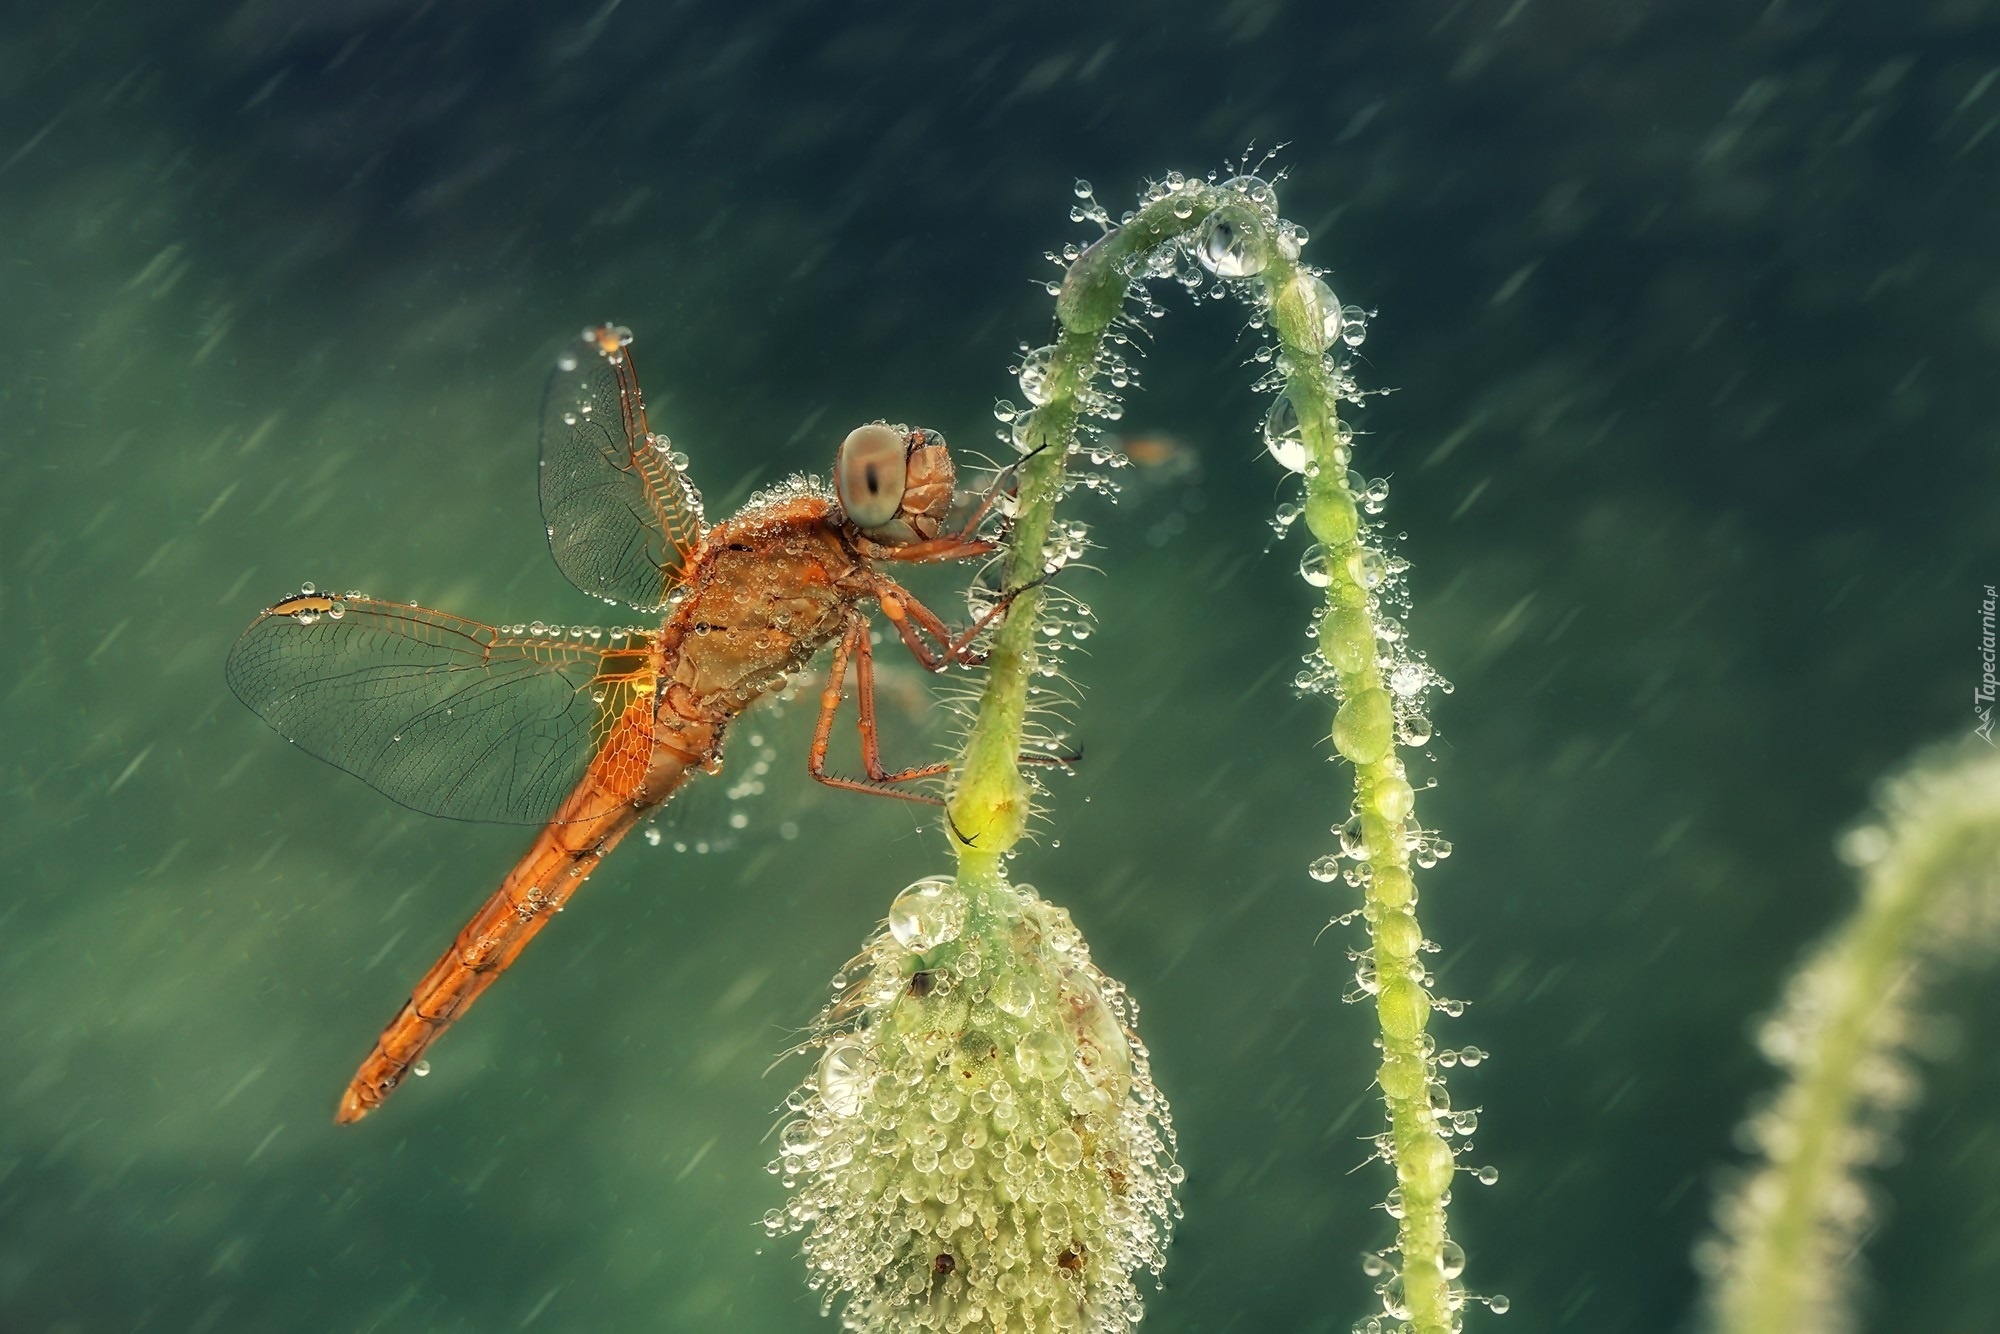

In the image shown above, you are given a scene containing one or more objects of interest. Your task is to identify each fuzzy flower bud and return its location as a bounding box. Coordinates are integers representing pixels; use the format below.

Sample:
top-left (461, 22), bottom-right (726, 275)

top-left (769, 876), bottom-right (1180, 1332)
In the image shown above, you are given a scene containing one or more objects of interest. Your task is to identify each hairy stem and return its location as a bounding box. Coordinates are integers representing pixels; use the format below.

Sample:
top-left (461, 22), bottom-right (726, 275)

top-left (1702, 743), bottom-right (2000, 1334)
top-left (946, 191), bottom-right (1217, 884)
top-left (1259, 238), bottom-right (1464, 1334)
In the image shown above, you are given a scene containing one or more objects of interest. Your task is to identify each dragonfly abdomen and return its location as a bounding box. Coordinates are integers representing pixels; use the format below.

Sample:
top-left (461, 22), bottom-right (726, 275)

top-left (337, 742), bottom-right (699, 1123)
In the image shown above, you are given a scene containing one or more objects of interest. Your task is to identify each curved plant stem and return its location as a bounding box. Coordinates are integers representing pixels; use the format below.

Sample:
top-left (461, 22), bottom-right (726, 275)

top-left (946, 191), bottom-right (1218, 886)
top-left (1261, 232), bottom-right (1464, 1334)
top-left (1702, 743), bottom-right (2000, 1334)
top-left (946, 173), bottom-right (1478, 1333)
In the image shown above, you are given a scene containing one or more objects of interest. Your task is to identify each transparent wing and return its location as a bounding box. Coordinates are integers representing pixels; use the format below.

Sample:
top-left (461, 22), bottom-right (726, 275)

top-left (225, 593), bottom-right (660, 825)
top-left (540, 325), bottom-right (706, 612)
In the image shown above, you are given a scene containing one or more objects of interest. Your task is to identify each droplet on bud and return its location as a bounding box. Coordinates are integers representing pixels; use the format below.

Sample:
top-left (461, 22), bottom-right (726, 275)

top-left (887, 877), bottom-right (965, 952)
top-left (817, 1042), bottom-right (868, 1118)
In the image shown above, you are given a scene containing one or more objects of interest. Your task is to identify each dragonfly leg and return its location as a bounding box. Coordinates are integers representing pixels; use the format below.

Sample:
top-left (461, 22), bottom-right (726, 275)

top-left (871, 534), bottom-right (1001, 566)
top-left (871, 573), bottom-right (1049, 671)
top-left (809, 615), bottom-right (948, 805)
top-left (851, 620), bottom-right (954, 786)
top-left (871, 578), bottom-right (1084, 775)
top-left (941, 439), bottom-right (1053, 541)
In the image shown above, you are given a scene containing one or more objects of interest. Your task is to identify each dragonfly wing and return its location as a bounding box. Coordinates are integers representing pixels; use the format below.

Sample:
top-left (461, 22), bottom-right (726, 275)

top-left (540, 325), bottom-right (706, 612)
top-left (225, 594), bottom-right (661, 825)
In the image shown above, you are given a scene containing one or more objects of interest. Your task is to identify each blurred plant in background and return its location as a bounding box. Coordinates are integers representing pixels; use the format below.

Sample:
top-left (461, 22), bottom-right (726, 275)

top-left (1700, 742), bottom-right (2000, 1334)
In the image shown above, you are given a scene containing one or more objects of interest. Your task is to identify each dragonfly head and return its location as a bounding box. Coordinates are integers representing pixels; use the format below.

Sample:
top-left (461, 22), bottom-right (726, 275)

top-left (834, 423), bottom-right (956, 546)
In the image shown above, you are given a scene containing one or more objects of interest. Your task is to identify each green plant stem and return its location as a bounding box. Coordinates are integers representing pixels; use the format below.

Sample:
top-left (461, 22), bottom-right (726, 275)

top-left (1262, 249), bottom-right (1458, 1334)
top-left (1705, 743), bottom-right (2000, 1334)
top-left (946, 193), bottom-right (1216, 885)
top-left (948, 177), bottom-right (1470, 1332)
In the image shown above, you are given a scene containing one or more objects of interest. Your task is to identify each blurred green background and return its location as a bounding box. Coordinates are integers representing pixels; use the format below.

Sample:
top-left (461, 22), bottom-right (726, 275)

top-left (3, 2), bottom-right (1998, 1330)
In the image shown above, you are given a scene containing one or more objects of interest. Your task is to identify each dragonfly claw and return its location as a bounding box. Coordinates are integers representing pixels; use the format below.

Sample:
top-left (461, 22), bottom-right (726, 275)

top-left (947, 811), bottom-right (977, 847)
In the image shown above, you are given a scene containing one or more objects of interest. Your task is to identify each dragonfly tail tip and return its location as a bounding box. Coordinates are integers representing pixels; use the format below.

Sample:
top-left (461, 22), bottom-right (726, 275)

top-left (334, 1089), bottom-right (372, 1125)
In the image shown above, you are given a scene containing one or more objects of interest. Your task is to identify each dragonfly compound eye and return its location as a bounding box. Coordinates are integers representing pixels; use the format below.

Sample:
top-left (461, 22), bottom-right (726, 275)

top-left (835, 423), bottom-right (909, 531)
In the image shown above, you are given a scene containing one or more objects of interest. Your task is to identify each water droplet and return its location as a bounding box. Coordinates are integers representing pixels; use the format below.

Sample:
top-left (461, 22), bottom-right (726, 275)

top-left (820, 1040), bottom-right (868, 1120)
top-left (1014, 1030), bottom-right (1066, 1081)
top-left (412, 1059), bottom-right (431, 1077)
top-left (994, 973), bottom-right (1036, 1017)
top-left (1475, 1164), bottom-right (1499, 1186)
top-left (1286, 272), bottom-right (1343, 350)
top-left (1299, 543), bottom-right (1332, 588)
top-left (1347, 547), bottom-right (1388, 590)
top-left (1196, 209), bottom-right (1267, 278)
top-left (1263, 393), bottom-right (1308, 473)
top-left (1047, 1127), bottom-right (1083, 1170)
top-left (1341, 305), bottom-right (1369, 347)
top-left (1315, 282), bottom-right (1345, 347)
top-left (887, 877), bottom-right (965, 952)
top-left (1440, 1240), bottom-right (1466, 1279)
top-left (1224, 173), bottom-right (1278, 213)
top-left (1309, 854), bottom-right (1342, 883)
top-left (1486, 1294), bottom-right (1511, 1314)
top-left (779, 1119), bottom-right (818, 1157)
top-left (1073, 178), bottom-right (1093, 199)
top-left (1017, 345), bottom-right (1058, 406)
top-left (1339, 815), bottom-right (1370, 860)
top-left (299, 581), bottom-right (317, 595)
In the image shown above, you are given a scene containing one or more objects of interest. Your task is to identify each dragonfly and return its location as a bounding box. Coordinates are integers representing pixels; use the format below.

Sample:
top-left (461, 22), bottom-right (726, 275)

top-left (227, 324), bottom-right (1021, 1124)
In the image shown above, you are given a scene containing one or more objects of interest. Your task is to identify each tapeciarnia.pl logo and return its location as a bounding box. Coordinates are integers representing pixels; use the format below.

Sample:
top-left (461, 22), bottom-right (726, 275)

top-left (1978, 584), bottom-right (1997, 745)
